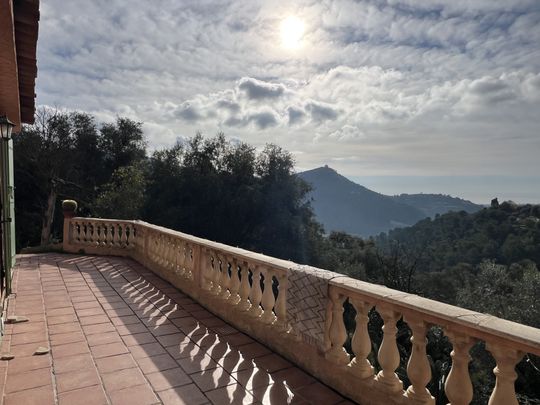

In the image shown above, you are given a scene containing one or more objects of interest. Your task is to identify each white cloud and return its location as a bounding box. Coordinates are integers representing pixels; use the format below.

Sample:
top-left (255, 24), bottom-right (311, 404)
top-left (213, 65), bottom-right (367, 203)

top-left (34, 0), bottom-right (540, 185)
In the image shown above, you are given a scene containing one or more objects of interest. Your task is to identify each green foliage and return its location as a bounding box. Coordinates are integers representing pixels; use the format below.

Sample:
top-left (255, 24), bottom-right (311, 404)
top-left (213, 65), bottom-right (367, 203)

top-left (93, 163), bottom-right (147, 219)
top-left (14, 109), bottom-right (146, 248)
top-left (144, 133), bottom-right (321, 263)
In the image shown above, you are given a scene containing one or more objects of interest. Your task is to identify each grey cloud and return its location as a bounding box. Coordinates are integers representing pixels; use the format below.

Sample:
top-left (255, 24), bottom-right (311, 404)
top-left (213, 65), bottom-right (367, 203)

top-left (305, 101), bottom-right (339, 122)
top-left (287, 106), bottom-right (306, 125)
top-left (238, 77), bottom-right (286, 100)
top-left (224, 110), bottom-right (279, 130)
top-left (248, 111), bottom-right (278, 129)
top-left (175, 103), bottom-right (202, 122)
top-left (216, 99), bottom-right (241, 113)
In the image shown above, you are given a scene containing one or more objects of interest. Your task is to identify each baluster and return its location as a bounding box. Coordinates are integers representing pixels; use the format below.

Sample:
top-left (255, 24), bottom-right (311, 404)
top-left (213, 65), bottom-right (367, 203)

top-left (238, 261), bottom-right (251, 311)
top-left (120, 224), bottom-right (128, 247)
top-left (87, 222), bottom-right (93, 244)
top-left (219, 254), bottom-right (231, 299)
top-left (375, 307), bottom-right (403, 393)
top-left (123, 224), bottom-right (131, 247)
top-left (326, 289), bottom-right (349, 365)
top-left (81, 222), bottom-right (88, 244)
top-left (274, 273), bottom-right (288, 331)
top-left (185, 244), bottom-right (194, 280)
top-left (200, 249), bottom-right (212, 291)
top-left (74, 221), bottom-right (81, 243)
top-left (211, 253), bottom-right (221, 295)
top-left (112, 223), bottom-right (120, 247)
top-left (349, 298), bottom-right (374, 379)
top-left (105, 223), bottom-right (113, 246)
top-left (228, 258), bottom-right (241, 304)
top-left (486, 343), bottom-right (523, 405)
top-left (404, 317), bottom-right (434, 404)
top-left (95, 223), bottom-right (103, 246)
top-left (445, 332), bottom-right (474, 405)
top-left (260, 268), bottom-right (276, 324)
top-left (164, 237), bottom-right (172, 269)
top-left (248, 265), bottom-right (263, 317)
top-left (177, 241), bottom-right (186, 275)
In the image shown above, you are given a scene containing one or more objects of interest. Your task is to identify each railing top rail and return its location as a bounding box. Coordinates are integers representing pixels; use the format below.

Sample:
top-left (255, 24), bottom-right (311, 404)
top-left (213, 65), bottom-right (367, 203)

top-left (70, 216), bottom-right (540, 356)
top-left (73, 218), bottom-right (296, 273)
top-left (330, 276), bottom-right (540, 356)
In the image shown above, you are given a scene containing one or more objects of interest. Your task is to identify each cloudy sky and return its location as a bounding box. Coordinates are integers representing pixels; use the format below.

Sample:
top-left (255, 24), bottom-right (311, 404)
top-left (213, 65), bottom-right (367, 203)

top-left (37, 0), bottom-right (540, 203)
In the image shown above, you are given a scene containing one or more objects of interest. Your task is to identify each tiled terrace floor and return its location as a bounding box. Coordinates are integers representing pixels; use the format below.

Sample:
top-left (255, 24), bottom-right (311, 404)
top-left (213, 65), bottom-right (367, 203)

top-left (0, 253), bottom-right (351, 405)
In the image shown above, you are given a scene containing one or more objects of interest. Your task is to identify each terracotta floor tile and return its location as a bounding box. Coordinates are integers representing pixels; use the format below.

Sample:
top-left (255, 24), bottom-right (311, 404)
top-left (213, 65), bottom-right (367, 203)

top-left (111, 315), bottom-right (140, 326)
top-left (253, 354), bottom-right (292, 373)
top-left (6, 354), bottom-right (51, 375)
top-left (115, 323), bottom-right (149, 336)
top-left (79, 314), bottom-right (111, 326)
top-left (4, 384), bottom-right (55, 405)
top-left (4, 254), bottom-right (346, 405)
top-left (146, 367), bottom-right (191, 391)
top-left (150, 323), bottom-right (182, 337)
top-left (86, 331), bottom-right (122, 347)
top-left (237, 342), bottom-right (272, 360)
top-left (233, 368), bottom-right (273, 391)
top-left (217, 349), bottom-right (254, 374)
top-left (251, 382), bottom-right (302, 405)
top-left (136, 353), bottom-right (178, 374)
top-left (121, 332), bottom-right (157, 346)
top-left (95, 353), bottom-right (137, 373)
top-left (129, 342), bottom-right (168, 359)
top-left (48, 322), bottom-right (81, 335)
top-left (76, 307), bottom-right (106, 317)
top-left (11, 321), bottom-right (46, 334)
top-left (9, 341), bottom-right (49, 357)
top-left (73, 300), bottom-right (102, 310)
top-left (271, 367), bottom-right (315, 390)
top-left (51, 341), bottom-right (90, 358)
top-left (205, 384), bottom-right (256, 405)
top-left (47, 314), bottom-right (78, 325)
top-left (57, 384), bottom-right (108, 405)
top-left (158, 383), bottom-right (209, 405)
top-left (109, 383), bottom-right (160, 405)
top-left (178, 353), bottom-right (219, 375)
top-left (46, 307), bottom-right (75, 316)
top-left (53, 353), bottom-right (95, 374)
top-left (102, 367), bottom-right (148, 392)
top-left (50, 331), bottom-right (86, 345)
top-left (156, 333), bottom-right (187, 347)
top-left (191, 367), bottom-right (237, 392)
top-left (56, 367), bottom-right (101, 393)
top-left (9, 331), bottom-right (47, 345)
top-left (5, 368), bottom-right (52, 393)
top-left (294, 382), bottom-right (344, 405)
top-left (109, 307), bottom-right (135, 317)
top-left (70, 295), bottom-right (96, 303)
top-left (82, 322), bottom-right (116, 335)
top-left (90, 341), bottom-right (129, 358)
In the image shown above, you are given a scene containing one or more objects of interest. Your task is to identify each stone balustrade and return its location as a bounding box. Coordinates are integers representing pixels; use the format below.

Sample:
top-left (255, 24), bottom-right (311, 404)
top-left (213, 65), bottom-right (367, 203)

top-left (63, 217), bottom-right (540, 405)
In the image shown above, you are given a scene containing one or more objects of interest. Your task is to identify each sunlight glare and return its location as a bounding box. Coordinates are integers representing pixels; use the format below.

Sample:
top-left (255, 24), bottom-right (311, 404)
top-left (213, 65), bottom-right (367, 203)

top-left (280, 16), bottom-right (305, 49)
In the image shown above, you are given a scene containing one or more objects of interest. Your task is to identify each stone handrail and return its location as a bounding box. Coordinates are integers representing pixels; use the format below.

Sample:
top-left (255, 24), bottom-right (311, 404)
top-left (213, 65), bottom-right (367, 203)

top-left (63, 216), bottom-right (540, 405)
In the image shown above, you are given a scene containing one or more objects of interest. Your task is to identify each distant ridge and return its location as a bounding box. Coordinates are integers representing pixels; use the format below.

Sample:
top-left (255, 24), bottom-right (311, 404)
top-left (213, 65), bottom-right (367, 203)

top-left (299, 166), bottom-right (483, 237)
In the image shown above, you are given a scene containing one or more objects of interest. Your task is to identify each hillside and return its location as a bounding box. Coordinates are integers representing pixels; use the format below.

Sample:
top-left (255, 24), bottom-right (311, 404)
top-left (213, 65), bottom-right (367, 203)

top-left (299, 166), bottom-right (483, 237)
top-left (378, 201), bottom-right (540, 272)
top-left (299, 166), bottom-right (426, 236)
top-left (392, 193), bottom-right (482, 218)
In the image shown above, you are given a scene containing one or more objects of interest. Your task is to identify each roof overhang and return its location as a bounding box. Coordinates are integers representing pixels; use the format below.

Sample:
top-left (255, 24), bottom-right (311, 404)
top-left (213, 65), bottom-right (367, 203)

top-left (0, 0), bottom-right (40, 133)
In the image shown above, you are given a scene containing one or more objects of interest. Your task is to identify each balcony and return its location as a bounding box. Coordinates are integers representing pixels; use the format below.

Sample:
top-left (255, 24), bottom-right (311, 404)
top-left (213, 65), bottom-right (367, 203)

top-left (1, 216), bottom-right (539, 404)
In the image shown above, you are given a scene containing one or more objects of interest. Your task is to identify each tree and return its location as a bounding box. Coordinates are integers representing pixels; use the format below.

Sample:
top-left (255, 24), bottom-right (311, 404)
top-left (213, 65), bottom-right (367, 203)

top-left (93, 163), bottom-right (147, 219)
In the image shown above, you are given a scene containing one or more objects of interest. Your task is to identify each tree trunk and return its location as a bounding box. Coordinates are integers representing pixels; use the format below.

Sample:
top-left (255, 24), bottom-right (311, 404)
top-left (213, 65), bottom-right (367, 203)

top-left (40, 189), bottom-right (57, 245)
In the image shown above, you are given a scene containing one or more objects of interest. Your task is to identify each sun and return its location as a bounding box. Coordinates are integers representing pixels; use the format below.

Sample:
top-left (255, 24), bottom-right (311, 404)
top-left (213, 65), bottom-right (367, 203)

top-left (280, 16), bottom-right (305, 49)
